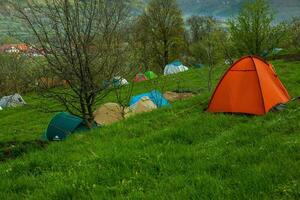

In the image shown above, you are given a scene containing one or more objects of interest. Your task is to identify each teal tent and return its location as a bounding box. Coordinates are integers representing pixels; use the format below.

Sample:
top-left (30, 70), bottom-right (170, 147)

top-left (272, 48), bottom-right (283, 54)
top-left (43, 112), bottom-right (90, 141)
top-left (130, 90), bottom-right (170, 108)
top-left (194, 63), bottom-right (204, 68)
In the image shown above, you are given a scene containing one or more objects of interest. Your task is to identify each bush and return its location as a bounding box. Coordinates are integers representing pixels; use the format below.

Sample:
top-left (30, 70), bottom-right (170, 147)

top-left (0, 53), bottom-right (37, 96)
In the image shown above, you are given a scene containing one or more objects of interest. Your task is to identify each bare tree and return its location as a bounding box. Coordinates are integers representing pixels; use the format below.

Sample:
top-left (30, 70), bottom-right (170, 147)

top-left (203, 30), bottom-right (225, 92)
top-left (205, 36), bottom-right (217, 92)
top-left (10, 0), bottom-right (131, 128)
top-left (188, 17), bottom-right (223, 91)
top-left (112, 58), bottom-right (138, 119)
top-left (113, 79), bottom-right (135, 119)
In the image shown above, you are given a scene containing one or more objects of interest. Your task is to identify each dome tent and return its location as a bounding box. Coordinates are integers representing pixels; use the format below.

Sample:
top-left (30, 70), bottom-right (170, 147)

top-left (113, 76), bottom-right (129, 87)
top-left (126, 96), bottom-right (157, 118)
top-left (144, 71), bottom-right (158, 80)
top-left (0, 93), bottom-right (26, 108)
top-left (194, 63), bottom-right (205, 68)
top-left (93, 103), bottom-right (123, 126)
top-left (207, 56), bottom-right (291, 115)
top-left (134, 73), bottom-right (148, 82)
top-left (164, 60), bottom-right (188, 75)
top-left (130, 90), bottom-right (169, 108)
top-left (43, 112), bottom-right (92, 141)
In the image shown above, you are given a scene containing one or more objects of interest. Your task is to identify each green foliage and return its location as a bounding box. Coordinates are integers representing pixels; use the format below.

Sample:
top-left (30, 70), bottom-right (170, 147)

top-left (191, 30), bottom-right (225, 91)
top-left (187, 16), bottom-right (216, 43)
top-left (187, 16), bottom-right (226, 91)
top-left (0, 53), bottom-right (37, 96)
top-left (228, 0), bottom-right (286, 57)
top-left (135, 0), bottom-right (186, 71)
top-left (286, 17), bottom-right (300, 52)
top-left (0, 36), bottom-right (19, 45)
top-left (188, 17), bottom-right (224, 65)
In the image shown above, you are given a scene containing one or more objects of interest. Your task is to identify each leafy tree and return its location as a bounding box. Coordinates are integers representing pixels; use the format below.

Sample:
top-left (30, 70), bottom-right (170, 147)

top-left (228, 0), bottom-right (285, 57)
top-left (129, 17), bottom-right (154, 72)
top-left (288, 17), bottom-right (300, 52)
top-left (0, 53), bottom-right (34, 96)
top-left (138, 0), bottom-right (185, 71)
top-left (187, 16), bottom-right (216, 43)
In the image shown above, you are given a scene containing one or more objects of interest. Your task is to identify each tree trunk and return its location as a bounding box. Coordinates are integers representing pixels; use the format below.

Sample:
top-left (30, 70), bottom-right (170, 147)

top-left (83, 114), bottom-right (93, 129)
top-left (163, 39), bottom-right (169, 70)
top-left (208, 64), bottom-right (213, 92)
top-left (83, 108), bottom-right (94, 129)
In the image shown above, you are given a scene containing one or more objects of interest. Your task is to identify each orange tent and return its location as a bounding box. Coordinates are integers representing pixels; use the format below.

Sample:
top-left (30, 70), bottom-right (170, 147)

top-left (207, 56), bottom-right (291, 115)
top-left (134, 73), bottom-right (148, 83)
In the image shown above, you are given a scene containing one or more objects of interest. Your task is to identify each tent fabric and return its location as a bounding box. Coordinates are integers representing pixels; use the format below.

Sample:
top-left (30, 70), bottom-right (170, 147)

top-left (93, 103), bottom-right (123, 126)
top-left (126, 96), bottom-right (157, 118)
top-left (45, 112), bottom-right (88, 141)
top-left (130, 90), bottom-right (170, 108)
top-left (144, 71), bottom-right (158, 80)
top-left (207, 56), bottom-right (291, 115)
top-left (194, 64), bottom-right (205, 68)
top-left (134, 73), bottom-right (148, 82)
top-left (164, 60), bottom-right (189, 75)
top-left (0, 93), bottom-right (26, 108)
top-left (113, 76), bottom-right (129, 87)
top-left (102, 80), bottom-right (111, 89)
top-left (272, 48), bottom-right (283, 54)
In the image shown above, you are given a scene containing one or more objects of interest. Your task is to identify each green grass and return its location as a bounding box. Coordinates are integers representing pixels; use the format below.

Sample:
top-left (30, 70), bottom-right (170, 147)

top-left (0, 60), bottom-right (299, 199)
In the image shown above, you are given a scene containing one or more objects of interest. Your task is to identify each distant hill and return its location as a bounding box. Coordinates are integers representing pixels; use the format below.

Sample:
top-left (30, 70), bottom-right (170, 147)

top-left (1, 0), bottom-right (300, 41)
top-left (176, 0), bottom-right (300, 20)
top-left (136, 0), bottom-right (300, 20)
top-left (1, 0), bottom-right (300, 19)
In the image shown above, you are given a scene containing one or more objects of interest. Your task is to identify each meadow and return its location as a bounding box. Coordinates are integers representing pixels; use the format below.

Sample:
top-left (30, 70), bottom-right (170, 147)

top-left (0, 60), bottom-right (299, 199)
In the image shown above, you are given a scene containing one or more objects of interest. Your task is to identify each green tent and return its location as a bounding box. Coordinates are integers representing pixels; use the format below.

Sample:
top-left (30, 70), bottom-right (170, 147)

top-left (43, 112), bottom-right (90, 141)
top-left (144, 71), bottom-right (158, 80)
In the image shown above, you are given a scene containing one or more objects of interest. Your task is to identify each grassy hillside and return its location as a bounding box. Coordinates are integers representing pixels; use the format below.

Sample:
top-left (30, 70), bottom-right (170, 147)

top-left (0, 60), bottom-right (300, 199)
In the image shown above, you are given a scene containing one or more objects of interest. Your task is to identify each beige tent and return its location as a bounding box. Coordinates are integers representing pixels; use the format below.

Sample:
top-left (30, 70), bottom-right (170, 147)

top-left (125, 96), bottom-right (157, 118)
top-left (93, 103), bottom-right (124, 126)
top-left (94, 98), bottom-right (158, 125)
top-left (163, 91), bottom-right (194, 103)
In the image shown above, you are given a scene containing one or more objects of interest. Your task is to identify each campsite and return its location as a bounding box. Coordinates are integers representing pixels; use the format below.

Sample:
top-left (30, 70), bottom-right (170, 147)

top-left (0, 59), bottom-right (299, 199)
top-left (0, 0), bottom-right (300, 199)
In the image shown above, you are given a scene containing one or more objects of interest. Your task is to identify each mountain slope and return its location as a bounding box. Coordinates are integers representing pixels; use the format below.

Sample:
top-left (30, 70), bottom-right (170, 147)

top-left (166, 0), bottom-right (300, 19)
top-left (1, 0), bottom-right (299, 40)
